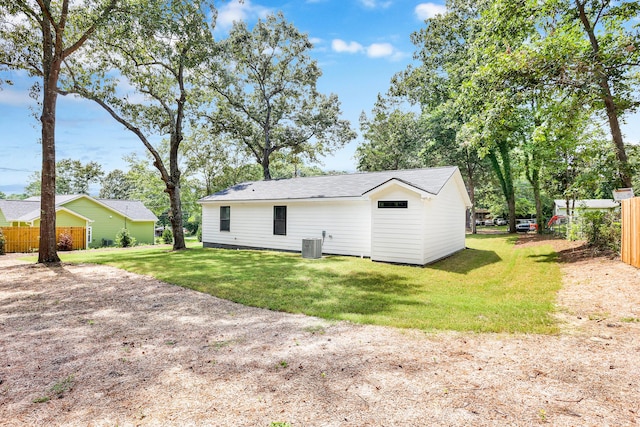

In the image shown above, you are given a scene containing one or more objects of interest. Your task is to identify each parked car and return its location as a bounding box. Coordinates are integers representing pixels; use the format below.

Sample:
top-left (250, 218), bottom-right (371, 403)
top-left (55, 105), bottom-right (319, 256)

top-left (475, 219), bottom-right (484, 226)
top-left (484, 218), bottom-right (494, 226)
top-left (494, 218), bottom-right (507, 226)
top-left (516, 220), bottom-right (537, 232)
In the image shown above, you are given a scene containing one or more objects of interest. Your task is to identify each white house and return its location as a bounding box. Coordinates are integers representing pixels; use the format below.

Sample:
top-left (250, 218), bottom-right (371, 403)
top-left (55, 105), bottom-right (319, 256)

top-left (198, 166), bottom-right (472, 265)
top-left (553, 199), bottom-right (619, 217)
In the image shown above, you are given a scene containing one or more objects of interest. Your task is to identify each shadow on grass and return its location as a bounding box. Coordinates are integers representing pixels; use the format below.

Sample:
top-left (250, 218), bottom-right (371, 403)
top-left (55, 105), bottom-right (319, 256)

top-left (429, 248), bottom-right (502, 274)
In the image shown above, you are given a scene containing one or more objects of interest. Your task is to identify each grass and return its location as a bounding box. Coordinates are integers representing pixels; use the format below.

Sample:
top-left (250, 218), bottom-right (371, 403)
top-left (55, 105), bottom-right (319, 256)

top-left (52, 234), bottom-right (561, 334)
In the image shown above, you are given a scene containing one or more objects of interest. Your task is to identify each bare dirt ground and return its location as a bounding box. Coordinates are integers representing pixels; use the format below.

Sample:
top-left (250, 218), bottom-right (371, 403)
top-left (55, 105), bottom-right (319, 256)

top-left (1, 235), bottom-right (639, 427)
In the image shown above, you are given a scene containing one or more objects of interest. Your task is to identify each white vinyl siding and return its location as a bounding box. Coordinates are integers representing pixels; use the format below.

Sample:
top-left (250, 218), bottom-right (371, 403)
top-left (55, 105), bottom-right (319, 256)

top-left (371, 187), bottom-right (425, 264)
top-left (422, 175), bottom-right (467, 263)
top-left (201, 199), bottom-right (371, 257)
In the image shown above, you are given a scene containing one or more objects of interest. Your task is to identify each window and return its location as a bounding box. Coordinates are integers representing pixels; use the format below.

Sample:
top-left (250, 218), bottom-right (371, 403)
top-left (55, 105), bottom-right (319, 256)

top-left (220, 206), bottom-right (230, 231)
top-left (273, 206), bottom-right (287, 235)
top-left (378, 200), bottom-right (408, 209)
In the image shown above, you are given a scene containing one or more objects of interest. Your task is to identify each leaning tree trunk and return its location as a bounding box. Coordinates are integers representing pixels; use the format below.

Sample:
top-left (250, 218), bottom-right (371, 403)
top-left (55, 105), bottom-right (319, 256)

top-left (577, 1), bottom-right (633, 188)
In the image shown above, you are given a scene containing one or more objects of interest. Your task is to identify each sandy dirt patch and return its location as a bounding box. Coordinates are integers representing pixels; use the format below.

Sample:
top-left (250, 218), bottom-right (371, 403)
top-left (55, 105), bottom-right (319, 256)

top-left (1, 237), bottom-right (639, 426)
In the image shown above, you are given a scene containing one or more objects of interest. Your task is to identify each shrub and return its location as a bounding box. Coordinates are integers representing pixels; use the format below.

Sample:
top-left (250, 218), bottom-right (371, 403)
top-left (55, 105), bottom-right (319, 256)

top-left (162, 227), bottom-right (173, 244)
top-left (0, 229), bottom-right (5, 255)
top-left (115, 228), bottom-right (136, 248)
top-left (57, 233), bottom-right (73, 251)
top-left (196, 226), bottom-right (202, 242)
top-left (582, 210), bottom-right (621, 253)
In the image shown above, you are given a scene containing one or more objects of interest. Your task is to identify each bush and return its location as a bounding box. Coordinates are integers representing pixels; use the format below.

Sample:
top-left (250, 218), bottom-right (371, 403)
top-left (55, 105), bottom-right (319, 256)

top-left (0, 229), bottom-right (5, 255)
top-left (582, 210), bottom-right (621, 253)
top-left (115, 228), bottom-right (136, 248)
top-left (196, 226), bottom-right (202, 242)
top-left (162, 227), bottom-right (173, 244)
top-left (57, 233), bottom-right (73, 251)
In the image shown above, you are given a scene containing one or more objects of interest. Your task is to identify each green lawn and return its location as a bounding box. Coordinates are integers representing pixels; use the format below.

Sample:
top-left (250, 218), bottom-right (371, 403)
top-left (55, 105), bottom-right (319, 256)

top-left (53, 234), bottom-right (561, 334)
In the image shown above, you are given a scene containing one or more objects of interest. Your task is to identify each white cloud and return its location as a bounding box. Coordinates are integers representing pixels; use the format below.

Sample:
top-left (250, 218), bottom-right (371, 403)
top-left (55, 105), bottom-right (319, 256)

top-left (331, 39), bottom-right (364, 54)
top-left (0, 88), bottom-right (34, 107)
top-left (358, 0), bottom-right (393, 8)
top-left (367, 43), bottom-right (394, 58)
top-left (216, 0), bottom-right (271, 30)
top-left (415, 2), bottom-right (447, 20)
top-left (331, 39), bottom-right (406, 61)
top-left (309, 37), bottom-right (324, 46)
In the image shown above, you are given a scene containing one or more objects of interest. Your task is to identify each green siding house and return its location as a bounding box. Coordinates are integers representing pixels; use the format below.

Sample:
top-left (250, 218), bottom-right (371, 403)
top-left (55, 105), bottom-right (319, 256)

top-left (0, 195), bottom-right (157, 248)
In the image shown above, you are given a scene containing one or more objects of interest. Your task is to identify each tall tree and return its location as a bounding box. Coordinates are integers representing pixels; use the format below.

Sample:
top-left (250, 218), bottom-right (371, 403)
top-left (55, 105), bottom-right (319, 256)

top-left (0, 0), bottom-right (119, 263)
top-left (393, 0), bottom-right (509, 230)
top-left (62, 0), bottom-right (215, 250)
top-left (558, 0), bottom-right (640, 188)
top-left (208, 12), bottom-right (356, 180)
top-left (356, 96), bottom-right (424, 172)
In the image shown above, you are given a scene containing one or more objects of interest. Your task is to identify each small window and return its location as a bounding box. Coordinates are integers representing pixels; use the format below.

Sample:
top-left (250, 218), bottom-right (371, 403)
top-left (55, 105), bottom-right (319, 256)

top-left (220, 206), bottom-right (230, 231)
top-left (273, 206), bottom-right (287, 235)
top-left (378, 200), bottom-right (408, 209)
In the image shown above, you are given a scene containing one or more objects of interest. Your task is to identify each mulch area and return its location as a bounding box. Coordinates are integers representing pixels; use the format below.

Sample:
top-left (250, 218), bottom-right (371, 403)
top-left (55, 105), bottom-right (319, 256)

top-left (1, 236), bottom-right (639, 426)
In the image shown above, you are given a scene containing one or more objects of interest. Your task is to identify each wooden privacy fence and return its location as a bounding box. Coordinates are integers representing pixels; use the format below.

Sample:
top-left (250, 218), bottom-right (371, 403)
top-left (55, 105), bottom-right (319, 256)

top-left (1, 227), bottom-right (86, 253)
top-left (621, 197), bottom-right (640, 268)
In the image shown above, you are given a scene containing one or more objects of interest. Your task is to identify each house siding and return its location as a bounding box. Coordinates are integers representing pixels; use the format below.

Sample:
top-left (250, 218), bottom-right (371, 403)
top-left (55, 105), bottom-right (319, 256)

top-left (370, 186), bottom-right (425, 264)
top-left (422, 175), bottom-right (467, 264)
top-left (202, 199), bottom-right (371, 257)
top-left (55, 210), bottom-right (87, 227)
top-left (64, 198), bottom-right (155, 247)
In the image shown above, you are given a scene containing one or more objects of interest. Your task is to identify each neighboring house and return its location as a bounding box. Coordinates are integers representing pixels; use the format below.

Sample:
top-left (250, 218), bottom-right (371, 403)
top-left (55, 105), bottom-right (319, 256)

top-left (0, 194), bottom-right (157, 248)
top-left (553, 199), bottom-right (619, 218)
top-left (199, 166), bottom-right (472, 265)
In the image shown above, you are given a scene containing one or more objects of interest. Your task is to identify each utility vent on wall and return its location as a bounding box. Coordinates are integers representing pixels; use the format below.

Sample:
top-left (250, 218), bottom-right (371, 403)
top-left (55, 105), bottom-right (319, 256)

top-left (302, 238), bottom-right (322, 259)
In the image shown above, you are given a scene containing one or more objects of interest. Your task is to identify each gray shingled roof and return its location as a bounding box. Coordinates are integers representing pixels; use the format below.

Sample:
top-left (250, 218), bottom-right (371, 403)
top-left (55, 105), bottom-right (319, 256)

top-left (3, 195), bottom-right (157, 222)
top-left (200, 167), bottom-right (460, 202)
top-left (554, 199), bottom-right (619, 210)
top-left (98, 199), bottom-right (158, 221)
top-left (0, 200), bottom-right (41, 222)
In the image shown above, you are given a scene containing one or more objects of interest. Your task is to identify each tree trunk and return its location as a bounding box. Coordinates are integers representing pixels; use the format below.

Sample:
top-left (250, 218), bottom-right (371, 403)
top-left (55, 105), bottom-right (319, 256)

top-left (39, 82), bottom-right (60, 263)
top-left (38, 2), bottom-right (61, 264)
top-left (167, 185), bottom-right (186, 251)
top-left (488, 143), bottom-right (516, 233)
top-left (262, 155), bottom-right (272, 180)
top-left (467, 168), bottom-right (477, 234)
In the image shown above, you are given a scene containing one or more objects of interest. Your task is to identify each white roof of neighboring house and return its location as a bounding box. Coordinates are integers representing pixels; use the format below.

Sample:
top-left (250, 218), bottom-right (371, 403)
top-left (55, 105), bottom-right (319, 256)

top-left (2, 195), bottom-right (157, 222)
top-left (554, 199), bottom-right (619, 210)
top-left (200, 166), bottom-right (470, 205)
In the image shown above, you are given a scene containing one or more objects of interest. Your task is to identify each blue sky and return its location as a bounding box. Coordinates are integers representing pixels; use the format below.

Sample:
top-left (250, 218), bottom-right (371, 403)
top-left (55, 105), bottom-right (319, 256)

top-left (0, 0), bottom-right (638, 195)
top-left (2, 0), bottom-right (445, 195)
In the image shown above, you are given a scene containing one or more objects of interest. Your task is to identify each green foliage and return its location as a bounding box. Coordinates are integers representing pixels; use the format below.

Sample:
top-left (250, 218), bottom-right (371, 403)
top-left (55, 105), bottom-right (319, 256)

top-left (357, 98), bottom-right (424, 171)
top-left (58, 235), bottom-right (562, 334)
top-left (161, 228), bottom-right (173, 244)
top-left (581, 211), bottom-right (621, 253)
top-left (115, 228), bottom-right (136, 248)
top-left (0, 229), bottom-right (5, 255)
top-left (99, 169), bottom-right (134, 199)
top-left (24, 159), bottom-right (105, 196)
top-left (57, 233), bottom-right (73, 251)
top-left (196, 226), bottom-right (202, 243)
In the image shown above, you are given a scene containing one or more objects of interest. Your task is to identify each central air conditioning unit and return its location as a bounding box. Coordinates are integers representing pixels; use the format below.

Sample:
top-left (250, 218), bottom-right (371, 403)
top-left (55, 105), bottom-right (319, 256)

top-left (302, 237), bottom-right (322, 259)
